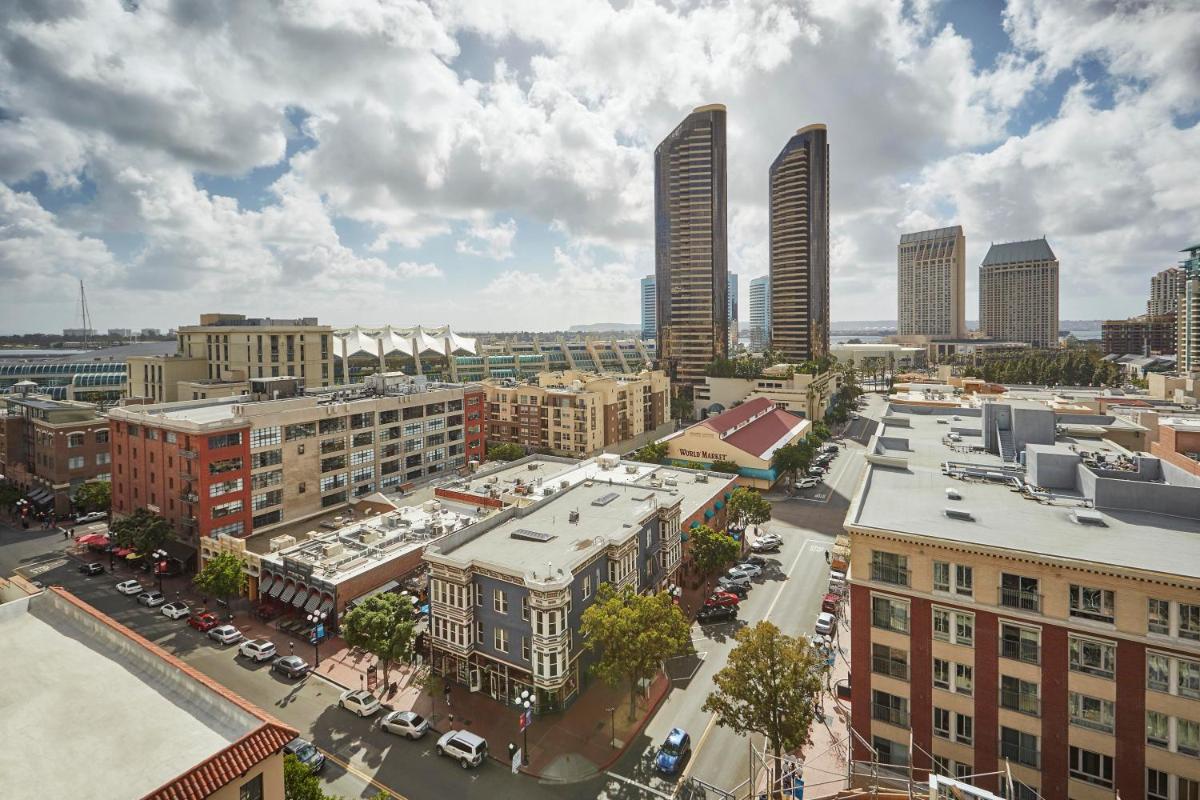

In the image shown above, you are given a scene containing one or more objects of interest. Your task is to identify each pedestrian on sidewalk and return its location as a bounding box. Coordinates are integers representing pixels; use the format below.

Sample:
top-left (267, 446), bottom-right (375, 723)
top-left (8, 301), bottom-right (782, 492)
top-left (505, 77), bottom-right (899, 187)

top-left (447, 713), bottom-right (454, 728)
top-left (444, 684), bottom-right (451, 707)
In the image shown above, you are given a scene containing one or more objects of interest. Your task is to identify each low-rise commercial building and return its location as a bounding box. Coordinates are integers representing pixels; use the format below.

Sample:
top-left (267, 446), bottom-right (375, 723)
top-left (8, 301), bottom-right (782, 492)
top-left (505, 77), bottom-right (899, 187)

top-left (107, 374), bottom-right (485, 548)
top-left (424, 454), bottom-right (736, 709)
top-left (1149, 416), bottom-right (1200, 480)
top-left (483, 370), bottom-right (669, 456)
top-left (0, 587), bottom-right (297, 799)
top-left (693, 364), bottom-right (837, 421)
top-left (0, 389), bottom-right (110, 516)
top-left (659, 397), bottom-right (810, 489)
top-left (846, 400), bottom-right (1200, 799)
top-left (831, 343), bottom-right (927, 371)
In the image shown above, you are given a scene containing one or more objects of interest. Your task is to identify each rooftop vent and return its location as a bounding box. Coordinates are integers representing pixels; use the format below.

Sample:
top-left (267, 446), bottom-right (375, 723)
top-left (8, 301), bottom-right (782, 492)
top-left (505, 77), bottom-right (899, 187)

top-left (568, 510), bottom-right (579, 523)
top-left (591, 492), bottom-right (619, 507)
top-left (527, 463), bottom-right (539, 471)
top-left (511, 529), bottom-right (555, 543)
top-left (944, 508), bottom-right (974, 521)
top-left (695, 473), bottom-right (709, 483)
top-left (1071, 509), bottom-right (1108, 527)
top-left (945, 488), bottom-right (962, 501)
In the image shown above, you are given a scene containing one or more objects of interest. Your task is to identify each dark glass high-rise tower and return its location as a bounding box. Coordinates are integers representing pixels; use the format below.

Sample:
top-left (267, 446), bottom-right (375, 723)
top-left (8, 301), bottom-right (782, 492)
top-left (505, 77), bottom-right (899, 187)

top-left (769, 124), bottom-right (829, 363)
top-left (655, 104), bottom-right (728, 388)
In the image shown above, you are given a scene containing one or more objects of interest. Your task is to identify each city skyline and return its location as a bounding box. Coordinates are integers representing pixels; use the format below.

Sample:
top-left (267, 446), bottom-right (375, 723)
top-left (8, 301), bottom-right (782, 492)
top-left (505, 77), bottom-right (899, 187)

top-left (0, 2), bottom-right (1196, 335)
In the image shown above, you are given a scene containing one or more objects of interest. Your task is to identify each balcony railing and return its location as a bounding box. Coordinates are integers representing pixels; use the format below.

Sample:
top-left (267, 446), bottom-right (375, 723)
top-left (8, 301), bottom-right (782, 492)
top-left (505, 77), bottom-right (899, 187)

top-left (1000, 689), bottom-right (1040, 717)
top-left (1000, 743), bottom-right (1040, 769)
top-left (179, 449), bottom-right (198, 459)
top-left (999, 586), bottom-right (1042, 612)
top-left (871, 703), bottom-right (910, 728)
top-left (1000, 638), bottom-right (1040, 665)
top-left (180, 491), bottom-right (198, 504)
top-left (871, 656), bottom-right (909, 681)
top-left (870, 563), bottom-right (911, 587)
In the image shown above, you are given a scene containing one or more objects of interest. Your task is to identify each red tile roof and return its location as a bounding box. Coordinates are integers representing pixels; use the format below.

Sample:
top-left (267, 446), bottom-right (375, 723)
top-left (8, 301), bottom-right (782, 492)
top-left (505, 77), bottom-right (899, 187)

top-left (724, 408), bottom-right (809, 459)
top-left (47, 588), bottom-right (299, 800)
top-left (698, 396), bottom-right (774, 434)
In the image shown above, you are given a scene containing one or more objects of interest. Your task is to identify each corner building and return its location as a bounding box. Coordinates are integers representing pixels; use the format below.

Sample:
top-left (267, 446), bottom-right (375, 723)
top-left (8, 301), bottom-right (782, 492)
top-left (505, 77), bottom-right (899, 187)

top-left (655, 104), bottom-right (728, 387)
top-left (847, 400), bottom-right (1200, 799)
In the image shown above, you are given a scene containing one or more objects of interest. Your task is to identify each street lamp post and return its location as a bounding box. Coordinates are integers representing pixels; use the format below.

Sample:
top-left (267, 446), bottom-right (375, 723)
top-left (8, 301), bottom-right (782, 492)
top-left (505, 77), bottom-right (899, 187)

top-left (515, 689), bottom-right (533, 766)
top-left (152, 548), bottom-right (168, 594)
top-left (607, 706), bottom-right (617, 748)
top-left (306, 609), bottom-right (327, 666)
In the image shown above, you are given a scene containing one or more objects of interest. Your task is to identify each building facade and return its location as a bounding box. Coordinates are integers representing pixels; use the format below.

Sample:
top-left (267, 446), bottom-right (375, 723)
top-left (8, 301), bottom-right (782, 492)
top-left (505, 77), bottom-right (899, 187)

top-left (1150, 267), bottom-right (1185, 317)
top-left (728, 272), bottom-right (739, 351)
top-left (770, 124), bottom-right (830, 364)
top-left (0, 392), bottom-right (111, 516)
top-left (107, 375), bottom-right (485, 548)
top-left (1101, 314), bottom-right (1177, 356)
top-left (1176, 245), bottom-right (1200, 374)
top-left (483, 370), bottom-right (668, 456)
top-left (847, 401), bottom-right (1200, 800)
top-left (641, 275), bottom-right (657, 342)
top-left (979, 239), bottom-right (1060, 348)
top-left (749, 276), bottom-right (771, 351)
top-left (897, 226), bottom-right (966, 339)
top-left (655, 104), bottom-right (728, 387)
top-left (452, 338), bottom-right (655, 383)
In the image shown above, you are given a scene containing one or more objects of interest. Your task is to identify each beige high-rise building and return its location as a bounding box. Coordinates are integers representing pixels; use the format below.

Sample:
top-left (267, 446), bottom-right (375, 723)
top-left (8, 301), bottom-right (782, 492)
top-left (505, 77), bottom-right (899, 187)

top-left (979, 239), bottom-right (1059, 348)
top-left (655, 105), bottom-right (728, 388)
top-left (1176, 245), bottom-right (1200, 373)
top-left (127, 314), bottom-right (334, 403)
top-left (1149, 267), bottom-right (1185, 317)
top-left (770, 124), bottom-right (829, 364)
top-left (898, 226), bottom-right (966, 338)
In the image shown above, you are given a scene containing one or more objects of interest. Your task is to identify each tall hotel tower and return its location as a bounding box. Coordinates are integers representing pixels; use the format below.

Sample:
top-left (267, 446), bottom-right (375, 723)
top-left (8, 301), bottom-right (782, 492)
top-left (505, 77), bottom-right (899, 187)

top-left (897, 226), bottom-right (967, 338)
top-left (769, 124), bottom-right (830, 363)
top-left (655, 104), bottom-right (728, 387)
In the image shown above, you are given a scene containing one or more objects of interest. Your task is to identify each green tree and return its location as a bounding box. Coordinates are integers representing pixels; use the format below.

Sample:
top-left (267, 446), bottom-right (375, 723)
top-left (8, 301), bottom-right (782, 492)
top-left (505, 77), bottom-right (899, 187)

top-left (671, 393), bottom-right (694, 421)
top-left (0, 482), bottom-right (21, 510)
top-left (702, 621), bottom-right (824, 794)
top-left (193, 551), bottom-right (247, 618)
top-left (726, 487), bottom-right (771, 532)
top-left (73, 480), bottom-right (111, 513)
top-left (771, 440), bottom-right (814, 485)
top-left (580, 584), bottom-right (691, 718)
top-left (689, 524), bottom-right (741, 577)
top-left (340, 592), bottom-right (417, 687)
top-left (109, 507), bottom-right (173, 556)
top-left (631, 441), bottom-right (668, 464)
top-left (486, 442), bottom-right (525, 462)
top-left (709, 459), bottom-right (741, 476)
top-left (809, 421), bottom-right (831, 442)
top-left (283, 754), bottom-right (334, 800)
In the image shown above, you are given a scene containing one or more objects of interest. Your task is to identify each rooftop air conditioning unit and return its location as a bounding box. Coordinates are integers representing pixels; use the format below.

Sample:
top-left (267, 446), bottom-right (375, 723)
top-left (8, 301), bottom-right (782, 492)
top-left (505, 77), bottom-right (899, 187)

top-left (569, 510), bottom-right (579, 523)
top-left (695, 473), bottom-right (709, 483)
top-left (527, 463), bottom-right (539, 471)
top-left (559, 480), bottom-right (570, 489)
top-left (664, 478), bottom-right (677, 487)
top-left (943, 508), bottom-right (974, 521)
top-left (322, 542), bottom-right (345, 558)
top-left (945, 488), bottom-right (962, 500)
top-left (625, 465), bottom-right (638, 474)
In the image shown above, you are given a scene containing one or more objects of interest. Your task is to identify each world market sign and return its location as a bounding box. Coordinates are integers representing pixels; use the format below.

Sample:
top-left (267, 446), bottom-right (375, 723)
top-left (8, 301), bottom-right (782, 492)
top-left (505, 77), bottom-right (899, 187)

top-left (678, 449), bottom-right (725, 461)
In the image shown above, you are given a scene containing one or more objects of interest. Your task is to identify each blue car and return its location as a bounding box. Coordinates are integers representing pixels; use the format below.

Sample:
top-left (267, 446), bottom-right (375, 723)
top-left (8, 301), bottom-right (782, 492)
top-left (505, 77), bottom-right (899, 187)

top-left (654, 727), bottom-right (691, 775)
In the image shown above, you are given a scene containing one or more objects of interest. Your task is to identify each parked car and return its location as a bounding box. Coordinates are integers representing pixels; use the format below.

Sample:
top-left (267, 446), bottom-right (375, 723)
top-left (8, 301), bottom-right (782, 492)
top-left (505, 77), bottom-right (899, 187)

top-left (436, 730), bottom-right (488, 769)
top-left (188, 612), bottom-right (220, 631)
top-left (272, 655), bottom-right (311, 680)
top-left (136, 590), bottom-right (166, 607)
top-left (208, 624), bottom-right (243, 645)
top-left (282, 737), bottom-right (325, 773)
top-left (161, 602), bottom-right (190, 620)
top-left (815, 612), bottom-right (836, 636)
top-left (821, 593), bottom-right (840, 614)
top-left (795, 477), bottom-right (821, 490)
top-left (382, 710), bottom-right (431, 740)
top-left (238, 639), bottom-right (277, 662)
top-left (74, 511), bottom-right (107, 524)
top-left (715, 579), bottom-right (748, 598)
top-left (739, 555), bottom-right (767, 568)
top-left (750, 539), bottom-right (781, 554)
top-left (654, 727), bottom-right (692, 775)
top-left (115, 580), bottom-right (144, 595)
top-left (338, 689), bottom-right (382, 718)
top-left (756, 532), bottom-right (783, 546)
top-left (823, 443), bottom-right (839, 453)
top-left (696, 604), bottom-right (737, 624)
top-left (807, 466), bottom-right (825, 477)
top-left (729, 563), bottom-right (762, 579)
top-left (704, 591), bottom-right (740, 608)
top-left (79, 562), bottom-right (104, 576)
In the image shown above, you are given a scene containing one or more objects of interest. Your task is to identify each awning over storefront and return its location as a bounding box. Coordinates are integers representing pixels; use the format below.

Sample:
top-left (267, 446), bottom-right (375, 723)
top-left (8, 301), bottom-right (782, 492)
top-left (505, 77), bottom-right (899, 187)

top-left (28, 489), bottom-right (53, 505)
top-left (279, 582), bottom-right (298, 603)
top-left (704, 509), bottom-right (715, 519)
top-left (258, 575), bottom-right (276, 597)
top-left (318, 598), bottom-right (334, 615)
top-left (346, 579), bottom-right (400, 609)
top-left (690, 520), bottom-right (700, 529)
top-left (113, 547), bottom-right (133, 557)
top-left (269, 578), bottom-right (286, 598)
top-left (291, 586), bottom-right (310, 608)
top-left (78, 533), bottom-right (107, 545)
top-left (304, 591), bottom-right (322, 612)
top-left (715, 500), bottom-right (724, 510)
top-left (126, 552), bottom-right (142, 560)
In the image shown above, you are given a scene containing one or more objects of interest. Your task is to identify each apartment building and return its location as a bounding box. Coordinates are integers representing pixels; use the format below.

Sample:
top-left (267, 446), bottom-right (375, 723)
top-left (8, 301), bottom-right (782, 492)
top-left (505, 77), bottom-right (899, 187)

top-left (749, 276), bottom-right (770, 351)
top-left (1150, 267), bottom-right (1186, 317)
top-left (1101, 314), bottom-right (1177, 356)
top-left (0, 391), bottom-right (111, 516)
top-left (483, 370), bottom-right (669, 456)
top-left (641, 275), bottom-right (657, 341)
top-left (770, 124), bottom-right (830, 364)
top-left (979, 239), bottom-right (1060, 348)
top-left (728, 272), bottom-right (739, 352)
top-left (127, 314), bottom-right (334, 403)
top-left (693, 365), bottom-right (838, 426)
top-left (423, 454), bottom-right (735, 709)
top-left (847, 400), bottom-right (1200, 800)
top-left (107, 374), bottom-right (485, 548)
top-left (1176, 245), bottom-right (1200, 374)
top-left (898, 226), bottom-right (966, 339)
top-left (655, 104), bottom-right (729, 387)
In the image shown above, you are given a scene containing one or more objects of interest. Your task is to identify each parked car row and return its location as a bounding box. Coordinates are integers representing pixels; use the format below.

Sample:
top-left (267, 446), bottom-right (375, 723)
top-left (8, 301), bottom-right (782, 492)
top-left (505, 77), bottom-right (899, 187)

top-left (332, 689), bottom-right (486, 769)
top-left (700, 554), bottom-right (774, 622)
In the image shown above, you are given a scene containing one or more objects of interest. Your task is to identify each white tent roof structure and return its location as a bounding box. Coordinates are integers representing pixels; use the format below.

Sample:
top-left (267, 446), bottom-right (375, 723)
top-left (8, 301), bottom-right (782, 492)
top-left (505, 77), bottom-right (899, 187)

top-left (332, 325), bottom-right (478, 360)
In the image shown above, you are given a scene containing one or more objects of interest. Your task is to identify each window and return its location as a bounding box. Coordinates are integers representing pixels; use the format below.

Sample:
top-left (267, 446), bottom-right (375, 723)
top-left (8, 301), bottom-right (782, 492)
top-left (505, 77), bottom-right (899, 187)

top-left (251, 469), bottom-right (282, 490)
top-left (582, 575), bottom-right (592, 600)
top-left (1182, 604), bottom-right (1200, 641)
top-left (252, 490), bottom-right (282, 511)
top-left (871, 690), bottom-right (908, 727)
top-left (250, 449), bottom-right (282, 469)
top-left (165, 431), bottom-right (176, 444)
top-left (1147, 710), bottom-right (1169, 748)
top-left (1182, 778), bottom-right (1200, 800)
top-left (871, 595), bottom-right (909, 633)
top-left (208, 432), bottom-right (242, 449)
top-left (68, 456), bottom-right (84, 470)
top-left (238, 773), bottom-right (263, 800)
top-left (1068, 692), bottom-right (1113, 733)
top-left (1000, 727), bottom-right (1039, 768)
top-left (521, 596), bottom-right (529, 621)
top-left (871, 644), bottom-right (908, 680)
top-left (209, 457), bottom-right (243, 475)
top-left (999, 623), bottom-right (1040, 664)
top-left (933, 706), bottom-right (950, 738)
top-left (932, 707), bottom-right (972, 744)
top-left (95, 429), bottom-right (109, 444)
top-left (1181, 718), bottom-right (1200, 757)
top-left (95, 452), bottom-right (110, 465)
top-left (955, 662), bottom-right (973, 696)
top-left (494, 628), bottom-right (509, 652)
top-left (1181, 658), bottom-right (1200, 699)
top-left (1148, 653), bottom-right (1171, 692)
top-left (1069, 585), bottom-right (1115, 624)
top-left (350, 448), bottom-right (374, 465)
top-left (521, 636), bottom-right (530, 661)
top-left (1069, 635), bottom-right (1115, 678)
top-left (955, 713), bottom-right (974, 746)
top-left (933, 658), bottom-right (971, 695)
top-left (284, 422), bottom-right (316, 441)
top-left (933, 607), bottom-right (973, 646)
top-left (999, 573), bottom-right (1040, 612)
top-left (1148, 598), bottom-right (1171, 635)
top-left (211, 521), bottom-right (244, 537)
top-left (932, 561), bottom-right (972, 596)
top-left (1001, 676), bottom-right (1039, 716)
top-left (1068, 746), bottom-right (1113, 788)
top-left (212, 500), bottom-right (243, 519)
top-left (933, 657), bottom-right (950, 690)
top-left (870, 551), bottom-right (909, 586)
top-left (209, 478), bottom-right (243, 497)
top-left (1147, 769), bottom-right (1169, 800)
top-left (493, 588), bottom-right (508, 614)
top-left (475, 620), bottom-right (483, 645)
top-left (872, 736), bottom-right (908, 767)
top-left (249, 426), bottom-right (281, 448)
top-left (67, 432), bottom-right (84, 448)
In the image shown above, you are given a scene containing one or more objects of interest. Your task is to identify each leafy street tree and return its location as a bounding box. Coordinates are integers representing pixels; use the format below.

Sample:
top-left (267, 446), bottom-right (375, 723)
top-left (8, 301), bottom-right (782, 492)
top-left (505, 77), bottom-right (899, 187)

top-left (771, 440), bottom-right (815, 485)
top-left (284, 754), bottom-right (336, 800)
top-left (193, 551), bottom-right (247, 618)
top-left (726, 487), bottom-right (771, 532)
top-left (0, 482), bottom-right (21, 510)
top-left (340, 592), bottom-right (418, 687)
top-left (581, 584), bottom-right (691, 718)
top-left (702, 621), bottom-right (825, 794)
top-left (709, 459), bottom-right (742, 476)
top-left (73, 480), bottom-right (111, 513)
top-left (631, 441), bottom-right (668, 465)
top-left (809, 421), bottom-right (831, 442)
top-left (486, 442), bottom-right (525, 462)
top-left (109, 507), bottom-right (174, 557)
top-left (689, 524), bottom-right (742, 577)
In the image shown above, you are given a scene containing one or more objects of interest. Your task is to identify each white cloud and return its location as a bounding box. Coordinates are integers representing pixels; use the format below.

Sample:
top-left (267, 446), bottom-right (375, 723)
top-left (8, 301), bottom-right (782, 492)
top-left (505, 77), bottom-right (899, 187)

top-left (455, 216), bottom-right (517, 259)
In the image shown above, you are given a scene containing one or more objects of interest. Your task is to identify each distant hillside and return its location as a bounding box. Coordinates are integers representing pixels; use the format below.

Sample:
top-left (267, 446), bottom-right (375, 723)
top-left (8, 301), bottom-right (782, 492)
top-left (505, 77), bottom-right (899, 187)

top-left (568, 322), bottom-right (642, 333)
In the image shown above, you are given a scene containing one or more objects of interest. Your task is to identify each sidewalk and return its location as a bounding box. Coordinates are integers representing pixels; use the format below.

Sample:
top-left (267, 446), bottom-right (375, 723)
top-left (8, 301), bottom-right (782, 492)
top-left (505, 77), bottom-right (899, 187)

top-left (801, 599), bottom-right (852, 798)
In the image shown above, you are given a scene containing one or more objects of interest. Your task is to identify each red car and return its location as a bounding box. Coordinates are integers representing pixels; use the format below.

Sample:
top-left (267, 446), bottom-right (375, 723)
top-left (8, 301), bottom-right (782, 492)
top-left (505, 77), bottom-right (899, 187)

top-left (704, 592), bottom-right (740, 608)
top-left (822, 593), bottom-right (840, 614)
top-left (188, 612), bottom-right (219, 632)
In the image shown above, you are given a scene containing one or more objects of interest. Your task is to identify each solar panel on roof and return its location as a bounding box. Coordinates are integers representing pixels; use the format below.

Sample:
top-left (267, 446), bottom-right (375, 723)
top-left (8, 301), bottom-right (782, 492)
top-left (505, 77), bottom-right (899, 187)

top-left (510, 529), bottom-right (555, 542)
top-left (591, 492), bottom-right (619, 506)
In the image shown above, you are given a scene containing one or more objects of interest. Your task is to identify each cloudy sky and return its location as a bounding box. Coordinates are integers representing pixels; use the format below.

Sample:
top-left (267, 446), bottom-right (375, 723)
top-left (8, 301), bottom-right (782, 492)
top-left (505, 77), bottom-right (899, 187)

top-left (1, 0), bottom-right (1197, 333)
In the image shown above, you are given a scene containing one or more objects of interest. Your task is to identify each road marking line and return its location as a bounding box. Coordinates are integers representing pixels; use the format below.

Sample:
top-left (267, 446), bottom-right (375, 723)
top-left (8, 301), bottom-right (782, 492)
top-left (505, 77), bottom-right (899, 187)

top-left (604, 770), bottom-right (675, 798)
top-left (318, 748), bottom-right (410, 799)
